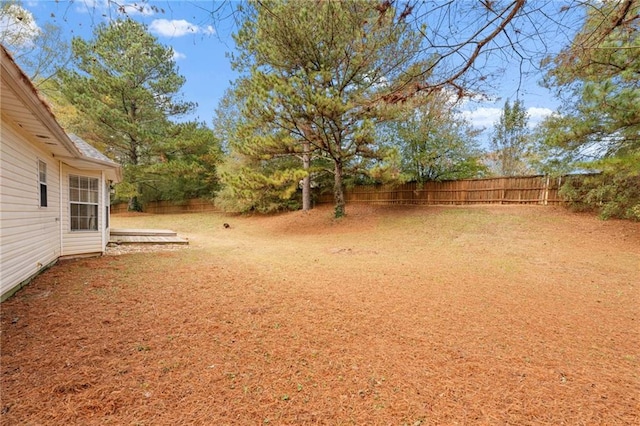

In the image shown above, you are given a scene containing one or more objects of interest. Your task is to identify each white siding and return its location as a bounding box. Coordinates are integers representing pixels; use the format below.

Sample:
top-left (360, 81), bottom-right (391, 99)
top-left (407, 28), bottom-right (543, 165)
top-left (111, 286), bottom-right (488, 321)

top-left (60, 165), bottom-right (105, 257)
top-left (1, 120), bottom-right (61, 300)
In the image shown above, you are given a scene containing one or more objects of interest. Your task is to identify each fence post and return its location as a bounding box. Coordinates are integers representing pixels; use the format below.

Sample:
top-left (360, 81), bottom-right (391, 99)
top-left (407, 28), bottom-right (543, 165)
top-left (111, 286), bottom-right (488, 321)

top-left (543, 175), bottom-right (550, 206)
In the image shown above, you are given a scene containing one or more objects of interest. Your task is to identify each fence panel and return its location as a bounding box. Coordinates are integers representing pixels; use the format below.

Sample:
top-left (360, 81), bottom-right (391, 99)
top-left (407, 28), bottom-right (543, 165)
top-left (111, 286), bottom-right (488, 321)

top-left (111, 176), bottom-right (570, 213)
top-left (111, 198), bottom-right (219, 214)
top-left (317, 175), bottom-right (567, 206)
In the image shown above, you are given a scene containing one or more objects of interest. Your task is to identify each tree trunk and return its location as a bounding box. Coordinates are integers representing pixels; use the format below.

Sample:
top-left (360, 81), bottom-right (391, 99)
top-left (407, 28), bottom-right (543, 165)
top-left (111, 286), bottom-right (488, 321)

top-left (302, 141), bottom-right (312, 211)
top-left (128, 195), bottom-right (142, 212)
top-left (333, 159), bottom-right (346, 218)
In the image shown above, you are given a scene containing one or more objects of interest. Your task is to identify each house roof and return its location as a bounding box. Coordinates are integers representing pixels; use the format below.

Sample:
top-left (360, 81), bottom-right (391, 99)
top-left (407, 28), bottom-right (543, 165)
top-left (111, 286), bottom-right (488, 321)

top-left (0, 44), bottom-right (122, 182)
top-left (68, 134), bottom-right (113, 163)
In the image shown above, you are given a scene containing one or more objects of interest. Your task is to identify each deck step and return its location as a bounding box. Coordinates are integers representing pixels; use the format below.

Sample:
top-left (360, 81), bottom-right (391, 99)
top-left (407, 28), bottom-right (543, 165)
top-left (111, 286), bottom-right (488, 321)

top-left (109, 235), bottom-right (189, 245)
top-left (110, 228), bottom-right (177, 237)
top-left (109, 228), bottom-right (188, 245)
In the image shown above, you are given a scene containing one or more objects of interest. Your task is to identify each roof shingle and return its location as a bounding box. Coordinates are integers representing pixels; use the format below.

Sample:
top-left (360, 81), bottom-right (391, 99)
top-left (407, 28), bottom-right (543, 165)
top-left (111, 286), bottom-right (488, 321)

top-left (67, 134), bottom-right (118, 166)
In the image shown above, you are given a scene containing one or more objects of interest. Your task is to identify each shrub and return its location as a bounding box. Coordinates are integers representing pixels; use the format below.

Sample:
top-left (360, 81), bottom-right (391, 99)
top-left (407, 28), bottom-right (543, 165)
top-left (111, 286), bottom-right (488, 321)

top-left (560, 172), bottom-right (640, 221)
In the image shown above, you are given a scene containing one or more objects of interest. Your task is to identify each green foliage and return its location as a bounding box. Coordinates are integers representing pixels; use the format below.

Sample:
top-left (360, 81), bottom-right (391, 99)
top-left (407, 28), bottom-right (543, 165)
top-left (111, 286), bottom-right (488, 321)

top-left (387, 93), bottom-right (487, 182)
top-left (540, 0), bottom-right (639, 219)
top-left (149, 122), bottom-right (222, 201)
top-left (490, 99), bottom-right (534, 176)
top-left (542, 1), bottom-right (639, 150)
top-left (59, 18), bottom-right (195, 166)
top-left (212, 84), bottom-right (314, 213)
top-left (560, 158), bottom-right (640, 221)
top-left (0, 1), bottom-right (37, 48)
top-left (113, 179), bottom-right (138, 203)
top-left (366, 146), bottom-right (404, 184)
top-left (57, 18), bottom-right (221, 208)
top-left (111, 122), bottom-right (222, 205)
top-left (230, 0), bottom-right (434, 217)
top-left (215, 154), bottom-right (304, 213)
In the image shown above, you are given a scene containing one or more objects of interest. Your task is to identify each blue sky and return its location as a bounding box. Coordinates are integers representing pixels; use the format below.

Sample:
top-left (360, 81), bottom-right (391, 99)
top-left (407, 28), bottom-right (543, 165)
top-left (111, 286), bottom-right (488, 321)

top-left (15, 0), bottom-right (578, 143)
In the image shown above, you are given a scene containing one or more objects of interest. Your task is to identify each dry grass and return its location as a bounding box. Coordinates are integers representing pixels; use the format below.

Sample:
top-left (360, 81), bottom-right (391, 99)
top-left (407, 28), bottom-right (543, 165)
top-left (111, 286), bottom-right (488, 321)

top-left (2, 204), bottom-right (639, 424)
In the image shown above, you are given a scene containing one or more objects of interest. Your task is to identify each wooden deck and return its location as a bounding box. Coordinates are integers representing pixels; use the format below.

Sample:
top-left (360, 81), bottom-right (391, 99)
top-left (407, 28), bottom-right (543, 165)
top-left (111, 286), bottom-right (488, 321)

top-left (109, 228), bottom-right (189, 245)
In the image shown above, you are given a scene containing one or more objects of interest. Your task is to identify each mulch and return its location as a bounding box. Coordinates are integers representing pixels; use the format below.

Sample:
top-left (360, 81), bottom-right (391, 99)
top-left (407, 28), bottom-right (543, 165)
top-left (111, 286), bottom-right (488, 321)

top-left (1, 205), bottom-right (638, 424)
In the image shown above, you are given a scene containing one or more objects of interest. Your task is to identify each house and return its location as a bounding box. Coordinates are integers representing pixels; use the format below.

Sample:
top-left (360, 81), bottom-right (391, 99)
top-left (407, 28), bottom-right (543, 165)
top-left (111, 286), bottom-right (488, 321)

top-left (1, 45), bottom-right (122, 301)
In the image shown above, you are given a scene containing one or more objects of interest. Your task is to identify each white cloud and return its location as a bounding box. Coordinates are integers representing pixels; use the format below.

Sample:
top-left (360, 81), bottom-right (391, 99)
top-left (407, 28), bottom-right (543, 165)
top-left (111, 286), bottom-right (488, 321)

top-left (149, 19), bottom-right (215, 38)
top-left (0, 4), bottom-right (40, 48)
top-left (460, 106), bottom-right (555, 130)
top-left (526, 107), bottom-right (554, 127)
top-left (460, 107), bottom-right (502, 130)
top-left (172, 50), bottom-right (186, 61)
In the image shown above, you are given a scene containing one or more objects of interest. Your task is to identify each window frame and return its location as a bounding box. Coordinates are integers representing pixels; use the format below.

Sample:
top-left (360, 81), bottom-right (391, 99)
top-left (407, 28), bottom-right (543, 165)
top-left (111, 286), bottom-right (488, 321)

top-left (69, 175), bottom-right (100, 232)
top-left (38, 160), bottom-right (47, 208)
top-left (105, 181), bottom-right (110, 230)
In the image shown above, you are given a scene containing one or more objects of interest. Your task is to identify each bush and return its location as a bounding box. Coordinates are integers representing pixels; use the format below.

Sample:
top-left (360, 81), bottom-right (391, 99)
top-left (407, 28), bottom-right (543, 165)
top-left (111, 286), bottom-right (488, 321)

top-left (214, 183), bottom-right (301, 214)
top-left (560, 172), bottom-right (640, 221)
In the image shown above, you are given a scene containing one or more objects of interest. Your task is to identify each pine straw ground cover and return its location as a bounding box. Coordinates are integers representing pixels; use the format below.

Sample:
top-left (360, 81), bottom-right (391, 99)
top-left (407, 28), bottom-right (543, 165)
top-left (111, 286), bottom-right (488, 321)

top-left (1, 205), bottom-right (639, 425)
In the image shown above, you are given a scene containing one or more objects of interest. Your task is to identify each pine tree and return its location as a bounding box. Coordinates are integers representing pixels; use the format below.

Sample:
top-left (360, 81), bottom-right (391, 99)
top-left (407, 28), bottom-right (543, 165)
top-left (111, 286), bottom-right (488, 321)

top-left (58, 19), bottom-right (200, 209)
top-left (539, 0), bottom-right (639, 219)
top-left (229, 0), bottom-right (433, 217)
top-left (491, 99), bottom-right (533, 176)
top-left (59, 18), bottom-right (194, 166)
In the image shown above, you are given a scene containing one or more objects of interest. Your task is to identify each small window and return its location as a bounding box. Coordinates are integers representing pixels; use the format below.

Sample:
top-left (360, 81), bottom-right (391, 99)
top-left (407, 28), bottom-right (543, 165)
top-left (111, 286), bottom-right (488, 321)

top-left (105, 181), bottom-right (110, 229)
top-left (69, 175), bottom-right (99, 231)
top-left (38, 160), bottom-right (47, 207)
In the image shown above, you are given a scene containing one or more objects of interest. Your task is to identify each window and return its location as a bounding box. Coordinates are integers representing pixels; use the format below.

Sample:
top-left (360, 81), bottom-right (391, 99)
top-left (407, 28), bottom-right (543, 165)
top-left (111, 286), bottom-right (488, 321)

top-left (105, 182), bottom-right (110, 229)
top-left (69, 175), bottom-right (99, 231)
top-left (38, 160), bottom-right (47, 207)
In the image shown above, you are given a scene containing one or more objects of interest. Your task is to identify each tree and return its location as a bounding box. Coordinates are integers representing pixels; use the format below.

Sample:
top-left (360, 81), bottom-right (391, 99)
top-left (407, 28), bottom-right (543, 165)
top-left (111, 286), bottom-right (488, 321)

top-left (0, 1), bottom-right (70, 85)
top-left (60, 18), bottom-right (195, 165)
top-left (0, 1), bottom-right (37, 47)
top-left (231, 0), bottom-right (437, 217)
top-left (133, 121), bottom-right (223, 203)
top-left (213, 83), bottom-right (336, 213)
top-left (225, 0), bottom-right (591, 217)
top-left (215, 153), bottom-right (309, 213)
top-left (541, 0), bottom-right (639, 154)
top-left (212, 83), bottom-right (316, 213)
top-left (58, 18), bottom-right (198, 209)
top-left (389, 93), bottom-right (486, 182)
top-left (539, 0), bottom-right (639, 219)
top-left (490, 99), bottom-right (533, 176)
top-left (214, 0), bottom-right (586, 98)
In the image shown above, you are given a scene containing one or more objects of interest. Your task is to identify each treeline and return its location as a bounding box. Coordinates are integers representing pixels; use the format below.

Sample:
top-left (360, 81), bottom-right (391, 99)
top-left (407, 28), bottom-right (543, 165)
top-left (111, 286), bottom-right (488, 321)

top-left (1, 0), bottom-right (638, 220)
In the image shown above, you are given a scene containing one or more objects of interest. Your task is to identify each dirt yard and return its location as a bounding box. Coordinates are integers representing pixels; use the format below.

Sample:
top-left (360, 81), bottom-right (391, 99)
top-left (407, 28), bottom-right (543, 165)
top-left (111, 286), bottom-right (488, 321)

top-left (2, 205), bottom-right (639, 424)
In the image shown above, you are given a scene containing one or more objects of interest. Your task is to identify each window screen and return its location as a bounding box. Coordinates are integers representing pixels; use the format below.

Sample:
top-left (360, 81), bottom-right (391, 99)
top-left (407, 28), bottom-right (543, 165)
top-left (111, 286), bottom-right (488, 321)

top-left (69, 175), bottom-right (99, 231)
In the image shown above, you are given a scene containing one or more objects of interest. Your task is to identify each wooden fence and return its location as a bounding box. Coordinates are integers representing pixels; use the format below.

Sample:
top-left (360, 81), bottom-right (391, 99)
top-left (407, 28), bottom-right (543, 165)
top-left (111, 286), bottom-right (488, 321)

top-left (111, 198), bottom-right (219, 214)
top-left (111, 175), bottom-right (572, 213)
top-left (316, 175), bottom-right (568, 206)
